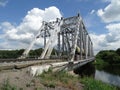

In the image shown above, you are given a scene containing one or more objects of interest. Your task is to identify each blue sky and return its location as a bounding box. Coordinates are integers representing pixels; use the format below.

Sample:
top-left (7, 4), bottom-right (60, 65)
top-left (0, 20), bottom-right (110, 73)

top-left (0, 0), bottom-right (120, 54)
top-left (0, 0), bottom-right (108, 33)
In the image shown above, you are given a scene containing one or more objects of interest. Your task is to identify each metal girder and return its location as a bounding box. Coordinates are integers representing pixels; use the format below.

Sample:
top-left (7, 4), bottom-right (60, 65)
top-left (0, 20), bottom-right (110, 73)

top-left (18, 14), bottom-right (94, 61)
top-left (18, 20), bottom-right (58, 59)
top-left (58, 14), bottom-right (93, 61)
top-left (39, 18), bottom-right (63, 59)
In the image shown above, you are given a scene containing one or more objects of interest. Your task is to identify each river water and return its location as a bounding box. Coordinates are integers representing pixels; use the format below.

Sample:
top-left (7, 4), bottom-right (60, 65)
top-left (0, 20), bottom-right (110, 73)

top-left (74, 63), bottom-right (120, 88)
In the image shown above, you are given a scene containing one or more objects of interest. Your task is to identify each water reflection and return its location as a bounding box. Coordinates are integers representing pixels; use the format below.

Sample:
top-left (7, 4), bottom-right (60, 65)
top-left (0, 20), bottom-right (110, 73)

top-left (96, 65), bottom-right (120, 76)
top-left (74, 63), bottom-right (95, 77)
top-left (74, 63), bottom-right (120, 87)
top-left (95, 70), bottom-right (120, 87)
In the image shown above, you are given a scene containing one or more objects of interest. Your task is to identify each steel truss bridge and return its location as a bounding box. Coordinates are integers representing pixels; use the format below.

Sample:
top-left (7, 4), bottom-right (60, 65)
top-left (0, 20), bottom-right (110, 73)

top-left (13, 14), bottom-right (94, 70)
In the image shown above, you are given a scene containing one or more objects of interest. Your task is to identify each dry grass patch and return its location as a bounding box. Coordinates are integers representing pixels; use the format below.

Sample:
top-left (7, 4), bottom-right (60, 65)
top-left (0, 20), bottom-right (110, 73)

top-left (39, 69), bottom-right (80, 90)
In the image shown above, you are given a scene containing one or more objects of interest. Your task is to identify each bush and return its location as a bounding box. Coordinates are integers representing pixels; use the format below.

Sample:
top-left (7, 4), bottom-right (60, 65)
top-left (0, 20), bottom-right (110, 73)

top-left (116, 48), bottom-right (120, 56)
top-left (96, 49), bottom-right (120, 65)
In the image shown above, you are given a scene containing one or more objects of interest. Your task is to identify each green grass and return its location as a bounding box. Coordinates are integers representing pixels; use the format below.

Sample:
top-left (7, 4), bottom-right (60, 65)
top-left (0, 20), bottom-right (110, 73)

top-left (94, 59), bottom-right (109, 65)
top-left (0, 79), bottom-right (23, 90)
top-left (39, 69), bottom-right (118, 90)
top-left (80, 77), bottom-right (117, 90)
top-left (1, 79), bottom-right (17, 90)
top-left (1, 70), bottom-right (118, 90)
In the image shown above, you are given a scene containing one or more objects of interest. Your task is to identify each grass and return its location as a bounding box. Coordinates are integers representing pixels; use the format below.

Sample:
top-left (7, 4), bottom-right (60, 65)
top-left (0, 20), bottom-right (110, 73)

top-left (80, 77), bottom-right (117, 90)
top-left (34, 87), bottom-right (44, 90)
top-left (0, 79), bottom-right (23, 90)
top-left (0, 69), bottom-right (118, 90)
top-left (1, 79), bottom-right (17, 90)
top-left (39, 69), bottom-right (118, 90)
top-left (39, 69), bottom-right (79, 89)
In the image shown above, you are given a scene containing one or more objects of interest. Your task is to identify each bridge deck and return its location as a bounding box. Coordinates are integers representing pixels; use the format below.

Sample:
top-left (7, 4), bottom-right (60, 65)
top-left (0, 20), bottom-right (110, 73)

top-left (0, 57), bottom-right (94, 71)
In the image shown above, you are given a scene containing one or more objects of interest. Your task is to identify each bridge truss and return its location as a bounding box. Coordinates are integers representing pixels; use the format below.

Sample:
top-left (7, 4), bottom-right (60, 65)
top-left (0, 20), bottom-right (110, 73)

top-left (19, 14), bottom-right (94, 62)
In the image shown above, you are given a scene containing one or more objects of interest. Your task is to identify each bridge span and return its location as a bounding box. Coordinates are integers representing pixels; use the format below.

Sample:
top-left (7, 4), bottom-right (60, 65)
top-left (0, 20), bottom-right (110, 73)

top-left (19, 14), bottom-right (94, 60)
top-left (0, 14), bottom-right (94, 72)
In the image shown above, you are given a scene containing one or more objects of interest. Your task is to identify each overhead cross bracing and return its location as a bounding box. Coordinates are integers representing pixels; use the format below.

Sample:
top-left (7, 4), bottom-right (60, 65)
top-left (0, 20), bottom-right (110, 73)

top-left (18, 14), bottom-right (94, 62)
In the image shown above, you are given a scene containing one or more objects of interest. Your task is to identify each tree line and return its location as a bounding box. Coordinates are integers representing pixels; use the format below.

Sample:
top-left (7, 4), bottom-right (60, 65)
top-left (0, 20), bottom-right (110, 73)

top-left (1, 47), bottom-right (120, 62)
top-left (96, 48), bottom-right (120, 65)
top-left (0, 48), bottom-right (42, 59)
top-left (0, 48), bottom-right (58, 59)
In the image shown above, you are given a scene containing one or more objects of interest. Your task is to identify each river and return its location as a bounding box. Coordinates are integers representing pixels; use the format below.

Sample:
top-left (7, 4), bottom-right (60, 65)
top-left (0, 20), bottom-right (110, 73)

top-left (74, 63), bottom-right (120, 88)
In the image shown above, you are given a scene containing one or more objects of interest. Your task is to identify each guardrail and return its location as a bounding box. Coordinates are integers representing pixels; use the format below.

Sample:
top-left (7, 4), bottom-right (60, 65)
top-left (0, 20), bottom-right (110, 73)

top-left (0, 59), bottom-right (63, 70)
top-left (0, 57), bottom-right (95, 71)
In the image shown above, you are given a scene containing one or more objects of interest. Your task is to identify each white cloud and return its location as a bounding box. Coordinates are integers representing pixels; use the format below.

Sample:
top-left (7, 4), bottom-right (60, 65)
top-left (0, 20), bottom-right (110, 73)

top-left (90, 23), bottom-right (120, 54)
top-left (90, 10), bottom-right (95, 14)
top-left (90, 33), bottom-right (107, 54)
top-left (0, 0), bottom-right (8, 7)
top-left (106, 23), bottom-right (120, 42)
top-left (97, 0), bottom-right (120, 23)
top-left (0, 6), bottom-right (62, 49)
top-left (92, 0), bottom-right (120, 54)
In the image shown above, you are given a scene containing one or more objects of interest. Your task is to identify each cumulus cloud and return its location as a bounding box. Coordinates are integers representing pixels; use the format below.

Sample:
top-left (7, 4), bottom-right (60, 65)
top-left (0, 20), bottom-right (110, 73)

top-left (0, 0), bottom-right (8, 7)
top-left (97, 0), bottom-right (120, 23)
top-left (90, 23), bottom-right (120, 54)
top-left (0, 6), bottom-right (62, 49)
top-left (90, 33), bottom-right (107, 54)
top-left (106, 23), bottom-right (120, 42)
top-left (92, 0), bottom-right (120, 54)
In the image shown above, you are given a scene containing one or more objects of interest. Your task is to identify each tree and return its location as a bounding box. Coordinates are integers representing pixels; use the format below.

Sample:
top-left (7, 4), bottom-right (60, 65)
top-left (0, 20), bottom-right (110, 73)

top-left (96, 49), bottom-right (120, 65)
top-left (116, 48), bottom-right (120, 56)
top-left (105, 52), bottom-right (119, 64)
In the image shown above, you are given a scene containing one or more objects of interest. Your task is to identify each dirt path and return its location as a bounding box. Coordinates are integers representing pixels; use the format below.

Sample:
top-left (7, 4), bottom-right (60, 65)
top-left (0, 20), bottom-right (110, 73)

top-left (0, 68), bottom-right (36, 90)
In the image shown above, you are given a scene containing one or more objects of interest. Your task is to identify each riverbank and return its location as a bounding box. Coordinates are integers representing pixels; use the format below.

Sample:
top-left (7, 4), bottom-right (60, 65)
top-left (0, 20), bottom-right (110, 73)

top-left (81, 77), bottom-right (117, 90)
top-left (0, 68), bottom-right (118, 90)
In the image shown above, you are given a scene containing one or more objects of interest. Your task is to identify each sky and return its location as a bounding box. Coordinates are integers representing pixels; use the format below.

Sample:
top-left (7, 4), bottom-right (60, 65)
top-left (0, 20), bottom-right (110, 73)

top-left (0, 0), bottom-right (120, 54)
